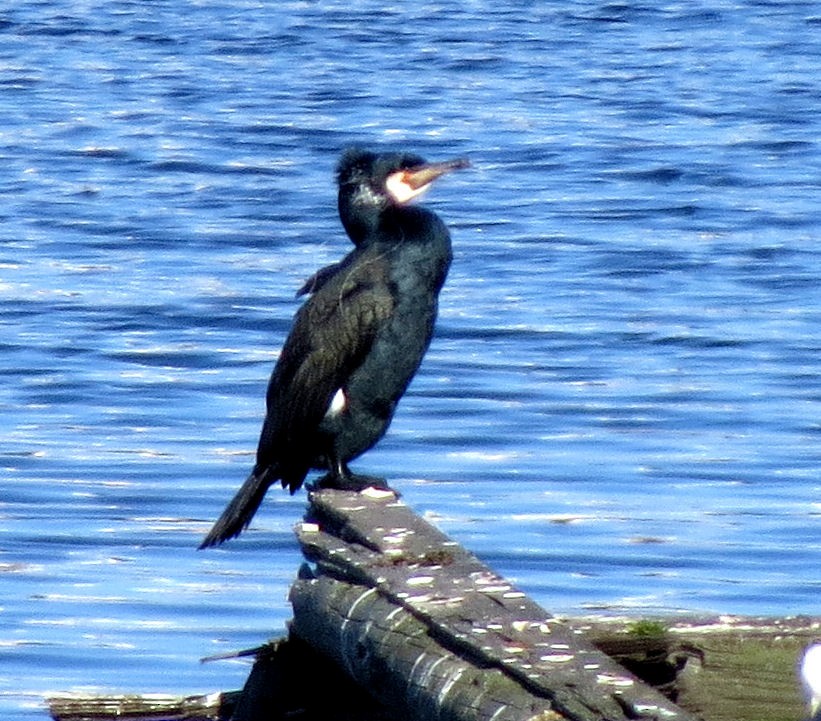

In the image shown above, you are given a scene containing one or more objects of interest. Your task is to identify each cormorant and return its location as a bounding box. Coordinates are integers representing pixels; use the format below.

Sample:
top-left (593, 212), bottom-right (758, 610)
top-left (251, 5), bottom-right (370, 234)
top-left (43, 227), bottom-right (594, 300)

top-left (199, 148), bottom-right (468, 548)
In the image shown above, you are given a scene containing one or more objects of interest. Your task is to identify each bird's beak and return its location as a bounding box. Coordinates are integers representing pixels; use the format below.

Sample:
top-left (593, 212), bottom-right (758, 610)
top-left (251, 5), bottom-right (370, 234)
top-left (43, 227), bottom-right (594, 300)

top-left (405, 157), bottom-right (471, 191)
top-left (385, 157), bottom-right (470, 204)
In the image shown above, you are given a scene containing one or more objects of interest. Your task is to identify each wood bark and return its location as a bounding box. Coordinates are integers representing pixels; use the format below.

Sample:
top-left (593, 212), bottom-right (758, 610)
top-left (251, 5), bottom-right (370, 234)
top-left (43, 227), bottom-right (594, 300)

top-left (289, 488), bottom-right (702, 721)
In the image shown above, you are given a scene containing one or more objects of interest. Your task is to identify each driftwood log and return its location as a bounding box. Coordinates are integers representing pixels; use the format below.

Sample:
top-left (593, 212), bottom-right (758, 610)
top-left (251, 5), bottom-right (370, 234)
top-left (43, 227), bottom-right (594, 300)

top-left (47, 615), bottom-right (820, 721)
top-left (46, 691), bottom-right (233, 720)
top-left (289, 488), bottom-right (701, 721)
top-left (47, 488), bottom-right (818, 721)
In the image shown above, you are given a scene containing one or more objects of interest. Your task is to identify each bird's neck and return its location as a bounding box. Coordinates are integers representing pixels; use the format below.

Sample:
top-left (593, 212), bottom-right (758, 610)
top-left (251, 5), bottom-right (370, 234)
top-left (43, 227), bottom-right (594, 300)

top-left (379, 205), bottom-right (446, 244)
top-left (338, 195), bottom-right (384, 246)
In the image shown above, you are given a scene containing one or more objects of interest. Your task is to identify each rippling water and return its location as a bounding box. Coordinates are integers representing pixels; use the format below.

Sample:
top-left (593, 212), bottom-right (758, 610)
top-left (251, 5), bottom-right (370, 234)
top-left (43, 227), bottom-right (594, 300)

top-left (2, 1), bottom-right (820, 717)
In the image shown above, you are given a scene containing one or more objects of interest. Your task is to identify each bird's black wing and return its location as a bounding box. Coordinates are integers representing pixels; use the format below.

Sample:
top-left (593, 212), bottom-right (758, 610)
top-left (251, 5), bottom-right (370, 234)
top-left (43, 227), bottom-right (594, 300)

top-left (295, 261), bottom-right (342, 297)
top-left (200, 251), bottom-right (396, 548)
top-left (255, 248), bottom-right (395, 480)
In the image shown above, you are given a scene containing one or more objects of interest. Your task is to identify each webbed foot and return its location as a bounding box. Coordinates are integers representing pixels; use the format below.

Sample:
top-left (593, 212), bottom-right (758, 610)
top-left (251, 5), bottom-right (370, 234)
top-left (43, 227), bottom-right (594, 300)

top-left (315, 471), bottom-right (392, 492)
top-left (309, 458), bottom-right (396, 495)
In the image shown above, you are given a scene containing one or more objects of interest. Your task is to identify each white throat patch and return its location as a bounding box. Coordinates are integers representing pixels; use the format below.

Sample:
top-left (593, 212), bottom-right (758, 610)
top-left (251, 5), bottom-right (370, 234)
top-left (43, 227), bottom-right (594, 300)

top-left (385, 170), bottom-right (430, 205)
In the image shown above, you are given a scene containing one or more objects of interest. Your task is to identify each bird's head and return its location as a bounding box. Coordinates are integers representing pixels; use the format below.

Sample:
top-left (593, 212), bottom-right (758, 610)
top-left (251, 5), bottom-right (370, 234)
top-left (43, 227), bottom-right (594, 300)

top-left (337, 148), bottom-right (469, 244)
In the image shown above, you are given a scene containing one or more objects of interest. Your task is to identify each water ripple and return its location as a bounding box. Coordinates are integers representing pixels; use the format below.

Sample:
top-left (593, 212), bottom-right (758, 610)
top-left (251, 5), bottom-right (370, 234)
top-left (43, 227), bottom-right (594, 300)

top-left (2, 0), bottom-right (820, 717)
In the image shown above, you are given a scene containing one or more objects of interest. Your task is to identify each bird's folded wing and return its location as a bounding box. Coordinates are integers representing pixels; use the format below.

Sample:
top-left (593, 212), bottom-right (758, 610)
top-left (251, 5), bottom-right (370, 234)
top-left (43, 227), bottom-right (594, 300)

top-left (267, 254), bottom-right (395, 443)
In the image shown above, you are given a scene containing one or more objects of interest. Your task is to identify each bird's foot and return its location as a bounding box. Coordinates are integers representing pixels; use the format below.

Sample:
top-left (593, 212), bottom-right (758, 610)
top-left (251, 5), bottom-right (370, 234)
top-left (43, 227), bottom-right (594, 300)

top-left (311, 471), bottom-right (396, 495)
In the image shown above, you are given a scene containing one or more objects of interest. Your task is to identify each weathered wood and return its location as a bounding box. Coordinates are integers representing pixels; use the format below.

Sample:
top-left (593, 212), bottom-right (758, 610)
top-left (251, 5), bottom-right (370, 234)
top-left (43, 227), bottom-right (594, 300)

top-left (290, 574), bottom-right (562, 721)
top-left (46, 616), bottom-right (820, 721)
top-left (47, 489), bottom-right (818, 721)
top-left (46, 690), bottom-right (235, 721)
top-left (290, 488), bottom-right (702, 721)
top-left (644, 616), bottom-right (818, 721)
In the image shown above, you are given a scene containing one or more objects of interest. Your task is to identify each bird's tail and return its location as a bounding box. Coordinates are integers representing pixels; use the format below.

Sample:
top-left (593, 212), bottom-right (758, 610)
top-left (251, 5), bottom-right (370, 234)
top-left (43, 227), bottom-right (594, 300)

top-left (199, 468), bottom-right (272, 549)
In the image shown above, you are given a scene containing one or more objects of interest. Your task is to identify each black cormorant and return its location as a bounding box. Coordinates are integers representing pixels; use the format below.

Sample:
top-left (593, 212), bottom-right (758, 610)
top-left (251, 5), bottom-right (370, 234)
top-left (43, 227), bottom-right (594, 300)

top-left (200, 148), bottom-right (468, 548)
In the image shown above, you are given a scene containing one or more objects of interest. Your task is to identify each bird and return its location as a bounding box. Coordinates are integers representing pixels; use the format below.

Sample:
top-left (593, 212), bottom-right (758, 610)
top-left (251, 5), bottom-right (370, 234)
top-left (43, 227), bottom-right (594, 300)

top-left (199, 148), bottom-right (469, 548)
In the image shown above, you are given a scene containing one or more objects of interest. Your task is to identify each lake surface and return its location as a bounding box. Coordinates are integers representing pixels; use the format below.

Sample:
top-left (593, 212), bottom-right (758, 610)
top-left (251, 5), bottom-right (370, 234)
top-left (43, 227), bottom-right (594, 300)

top-left (2, 1), bottom-right (820, 717)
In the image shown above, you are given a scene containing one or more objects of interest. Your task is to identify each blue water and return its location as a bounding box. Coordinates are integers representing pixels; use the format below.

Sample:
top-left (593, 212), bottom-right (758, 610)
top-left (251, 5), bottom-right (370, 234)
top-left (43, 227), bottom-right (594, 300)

top-left (2, 1), bottom-right (820, 717)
